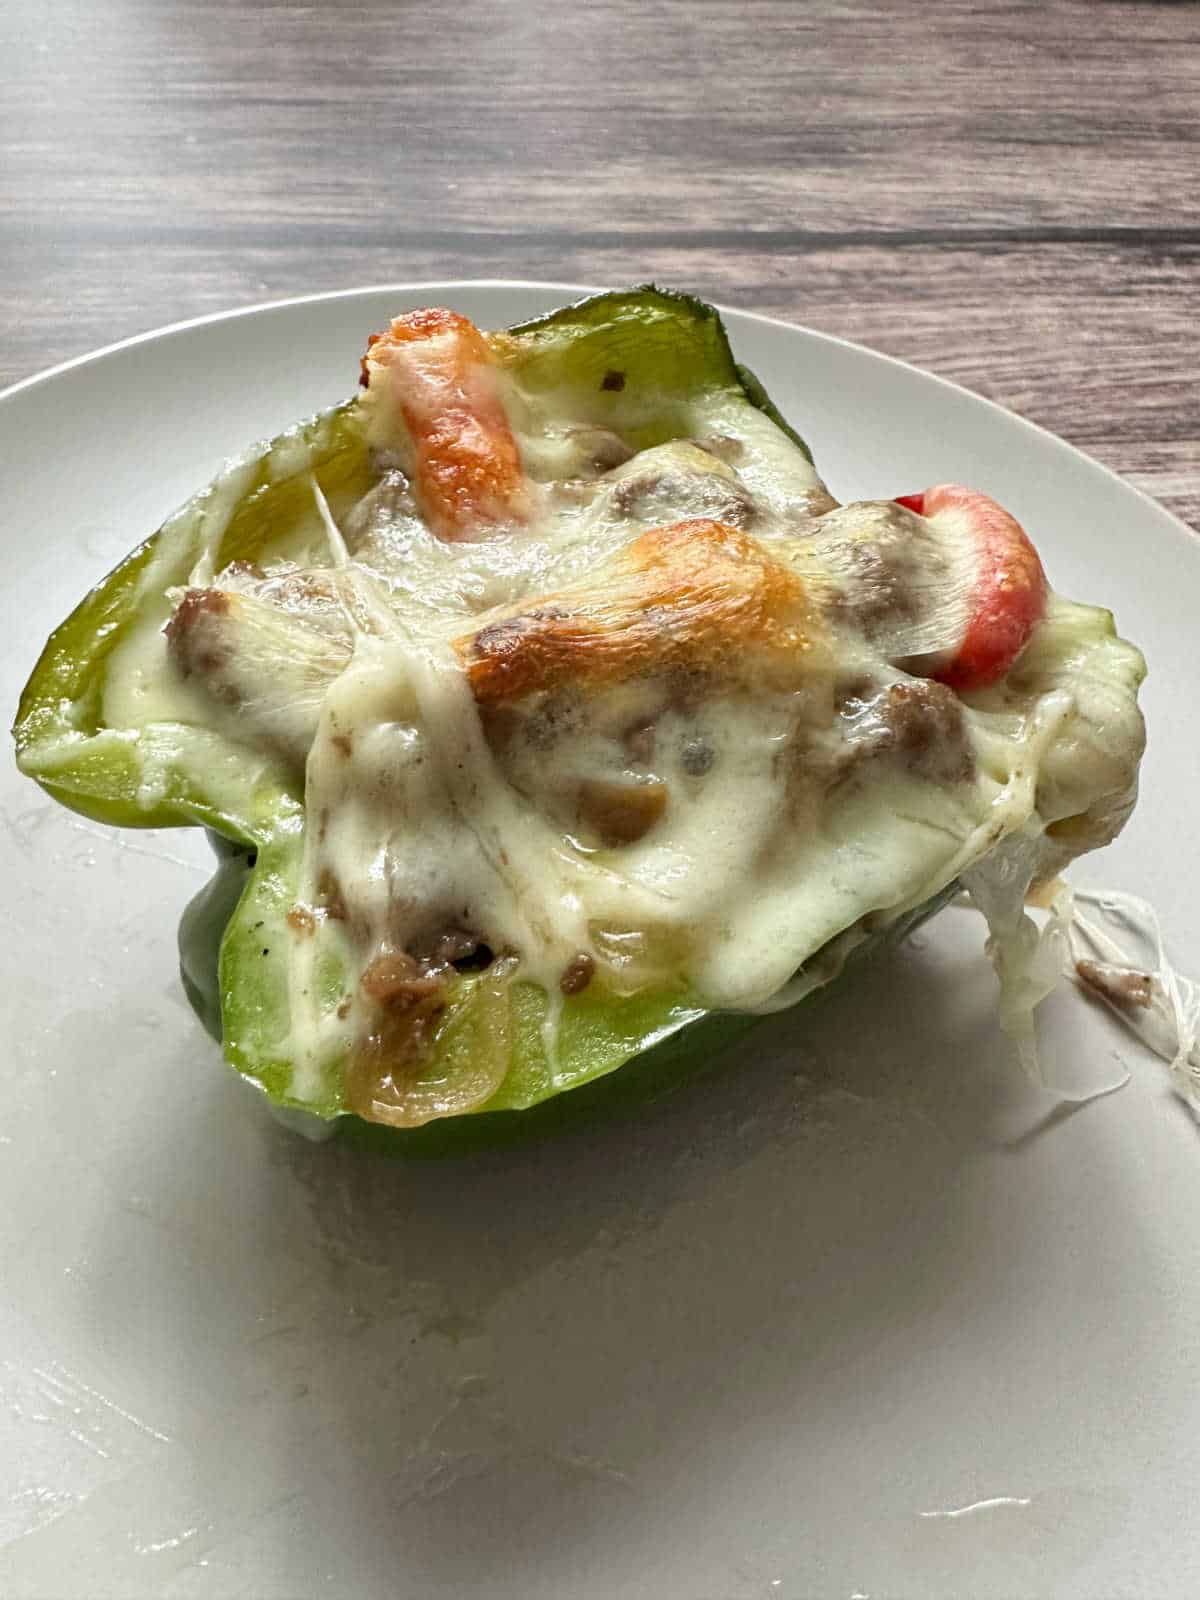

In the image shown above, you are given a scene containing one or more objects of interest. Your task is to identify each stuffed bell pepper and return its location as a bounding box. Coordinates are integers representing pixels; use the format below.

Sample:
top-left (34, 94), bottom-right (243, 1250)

top-left (13, 287), bottom-right (1147, 1147)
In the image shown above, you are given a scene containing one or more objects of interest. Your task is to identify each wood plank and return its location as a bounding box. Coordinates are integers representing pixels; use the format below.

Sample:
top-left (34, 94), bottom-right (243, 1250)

top-left (2, 0), bottom-right (1198, 235)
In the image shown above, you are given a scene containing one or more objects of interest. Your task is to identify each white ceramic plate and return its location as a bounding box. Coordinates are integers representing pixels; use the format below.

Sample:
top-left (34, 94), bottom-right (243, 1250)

top-left (3, 283), bottom-right (1198, 1600)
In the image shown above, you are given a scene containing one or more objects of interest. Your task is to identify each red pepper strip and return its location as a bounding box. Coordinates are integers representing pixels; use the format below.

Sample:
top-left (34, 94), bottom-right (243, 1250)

top-left (895, 485), bottom-right (1047, 692)
top-left (361, 308), bottom-right (526, 541)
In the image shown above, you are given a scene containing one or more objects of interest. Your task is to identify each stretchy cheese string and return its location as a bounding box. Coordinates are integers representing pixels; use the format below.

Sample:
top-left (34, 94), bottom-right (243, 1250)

top-left (1067, 887), bottom-right (1200, 1119)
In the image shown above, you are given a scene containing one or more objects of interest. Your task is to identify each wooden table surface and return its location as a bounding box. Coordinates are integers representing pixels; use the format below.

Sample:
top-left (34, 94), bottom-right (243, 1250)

top-left (3, 0), bottom-right (1197, 531)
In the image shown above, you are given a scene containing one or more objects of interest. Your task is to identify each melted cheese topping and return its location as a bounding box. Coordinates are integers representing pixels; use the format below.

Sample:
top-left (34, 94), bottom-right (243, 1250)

top-left (94, 330), bottom-right (1146, 1117)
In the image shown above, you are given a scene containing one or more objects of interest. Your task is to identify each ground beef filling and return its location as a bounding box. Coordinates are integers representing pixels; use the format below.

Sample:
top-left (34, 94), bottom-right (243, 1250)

top-left (835, 677), bottom-right (973, 788)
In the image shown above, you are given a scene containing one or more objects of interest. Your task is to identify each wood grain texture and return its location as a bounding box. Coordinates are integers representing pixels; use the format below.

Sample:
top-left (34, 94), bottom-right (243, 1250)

top-left (2, 0), bottom-right (1197, 529)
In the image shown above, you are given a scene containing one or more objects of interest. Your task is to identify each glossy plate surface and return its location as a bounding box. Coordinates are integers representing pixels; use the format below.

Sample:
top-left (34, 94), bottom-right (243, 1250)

top-left (3, 283), bottom-right (1198, 1599)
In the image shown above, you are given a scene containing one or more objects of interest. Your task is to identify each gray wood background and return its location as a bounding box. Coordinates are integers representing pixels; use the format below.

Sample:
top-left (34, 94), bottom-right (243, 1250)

top-left (2, 0), bottom-right (1197, 530)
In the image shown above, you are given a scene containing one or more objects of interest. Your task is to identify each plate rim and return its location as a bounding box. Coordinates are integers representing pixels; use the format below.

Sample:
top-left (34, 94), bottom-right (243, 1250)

top-left (2, 276), bottom-right (1195, 550)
